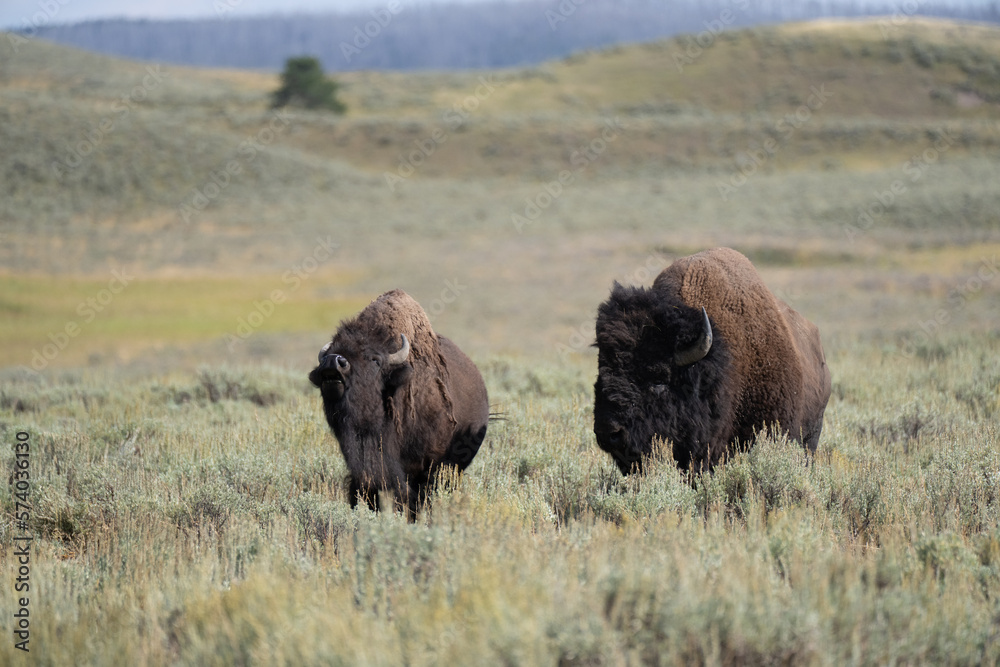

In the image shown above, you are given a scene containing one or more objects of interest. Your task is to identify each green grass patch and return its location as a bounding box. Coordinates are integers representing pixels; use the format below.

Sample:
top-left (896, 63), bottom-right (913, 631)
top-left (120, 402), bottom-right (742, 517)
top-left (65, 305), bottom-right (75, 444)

top-left (0, 273), bottom-right (366, 368)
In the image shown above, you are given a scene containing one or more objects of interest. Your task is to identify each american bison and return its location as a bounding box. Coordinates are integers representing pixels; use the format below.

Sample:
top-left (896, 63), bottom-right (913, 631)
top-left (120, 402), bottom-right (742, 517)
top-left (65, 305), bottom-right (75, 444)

top-left (309, 289), bottom-right (489, 518)
top-left (593, 247), bottom-right (831, 473)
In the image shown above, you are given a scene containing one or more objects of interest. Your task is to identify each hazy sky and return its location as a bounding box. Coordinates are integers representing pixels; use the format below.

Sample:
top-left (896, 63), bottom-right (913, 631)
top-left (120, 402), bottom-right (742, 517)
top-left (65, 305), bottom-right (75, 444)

top-left (1, 0), bottom-right (994, 30)
top-left (0, 0), bottom-right (439, 29)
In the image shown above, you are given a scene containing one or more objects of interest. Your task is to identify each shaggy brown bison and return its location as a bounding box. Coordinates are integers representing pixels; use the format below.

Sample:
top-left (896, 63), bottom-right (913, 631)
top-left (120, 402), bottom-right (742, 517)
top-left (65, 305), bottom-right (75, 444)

top-left (594, 247), bottom-right (831, 473)
top-left (309, 289), bottom-right (489, 518)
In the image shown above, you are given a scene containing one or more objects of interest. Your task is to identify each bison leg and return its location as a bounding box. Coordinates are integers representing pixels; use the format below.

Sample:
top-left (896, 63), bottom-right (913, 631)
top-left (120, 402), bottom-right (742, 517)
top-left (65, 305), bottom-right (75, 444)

top-left (348, 477), bottom-right (379, 513)
top-left (348, 477), bottom-right (361, 508)
top-left (405, 487), bottom-right (420, 523)
top-left (379, 477), bottom-right (415, 520)
top-left (802, 414), bottom-right (826, 454)
top-left (351, 474), bottom-right (417, 519)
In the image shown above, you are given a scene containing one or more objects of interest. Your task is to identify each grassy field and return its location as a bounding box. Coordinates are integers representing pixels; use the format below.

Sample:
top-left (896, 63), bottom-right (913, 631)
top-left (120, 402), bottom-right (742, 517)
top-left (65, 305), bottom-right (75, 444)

top-left (2, 15), bottom-right (1000, 665)
top-left (1, 340), bottom-right (999, 664)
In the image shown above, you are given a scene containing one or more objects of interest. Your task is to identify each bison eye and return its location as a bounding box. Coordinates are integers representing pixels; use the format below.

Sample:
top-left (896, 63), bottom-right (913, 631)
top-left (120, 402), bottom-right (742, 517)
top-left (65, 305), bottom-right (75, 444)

top-left (608, 429), bottom-right (625, 446)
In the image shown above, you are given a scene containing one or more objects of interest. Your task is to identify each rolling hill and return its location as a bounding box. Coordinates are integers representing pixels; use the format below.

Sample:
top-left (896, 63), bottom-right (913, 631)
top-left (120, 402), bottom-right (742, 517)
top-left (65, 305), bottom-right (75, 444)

top-left (3, 17), bottom-right (1000, 667)
top-left (3, 18), bottom-right (1000, 225)
top-left (1, 17), bottom-right (999, 367)
top-left (15, 0), bottom-right (1000, 71)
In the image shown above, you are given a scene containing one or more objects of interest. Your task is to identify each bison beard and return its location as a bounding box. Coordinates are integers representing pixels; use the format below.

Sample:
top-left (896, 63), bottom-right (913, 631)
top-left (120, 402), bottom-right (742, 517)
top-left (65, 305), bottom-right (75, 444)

top-left (309, 290), bottom-right (489, 519)
top-left (594, 247), bottom-right (831, 474)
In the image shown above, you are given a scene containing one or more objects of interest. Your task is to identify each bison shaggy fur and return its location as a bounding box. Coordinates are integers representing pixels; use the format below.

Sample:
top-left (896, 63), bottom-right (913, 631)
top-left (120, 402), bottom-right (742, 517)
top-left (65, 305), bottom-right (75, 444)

top-left (309, 289), bottom-right (489, 517)
top-left (594, 247), bottom-right (831, 473)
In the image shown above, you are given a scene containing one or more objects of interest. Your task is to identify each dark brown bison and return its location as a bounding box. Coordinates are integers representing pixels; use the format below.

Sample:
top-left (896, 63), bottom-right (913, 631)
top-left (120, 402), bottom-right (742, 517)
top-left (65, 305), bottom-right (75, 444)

top-left (309, 289), bottom-right (489, 518)
top-left (594, 247), bottom-right (831, 473)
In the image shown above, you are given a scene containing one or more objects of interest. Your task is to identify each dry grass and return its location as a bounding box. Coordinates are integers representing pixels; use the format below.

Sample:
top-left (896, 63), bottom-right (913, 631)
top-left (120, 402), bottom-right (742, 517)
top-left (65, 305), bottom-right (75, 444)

top-left (1, 339), bottom-right (999, 664)
top-left (2, 16), bottom-right (1000, 664)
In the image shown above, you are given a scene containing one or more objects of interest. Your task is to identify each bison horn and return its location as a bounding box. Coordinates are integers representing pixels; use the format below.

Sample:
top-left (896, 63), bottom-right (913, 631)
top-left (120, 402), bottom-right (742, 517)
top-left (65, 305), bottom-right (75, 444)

top-left (386, 333), bottom-right (410, 366)
top-left (318, 341), bottom-right (332, 363)
top-left (674, 307), bottom-right (713, 367)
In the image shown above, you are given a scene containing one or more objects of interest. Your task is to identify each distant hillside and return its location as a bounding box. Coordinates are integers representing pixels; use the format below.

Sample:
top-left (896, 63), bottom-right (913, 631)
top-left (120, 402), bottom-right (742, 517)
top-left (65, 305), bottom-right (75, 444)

top-left (2, 17), bottom-right (1000, 363)
top-left (14, 0), bottom-right (1000, 71)
top-left (2, 17), bottom-right (1000, 245)
top-left (3, 17), bottom-right (998, 219)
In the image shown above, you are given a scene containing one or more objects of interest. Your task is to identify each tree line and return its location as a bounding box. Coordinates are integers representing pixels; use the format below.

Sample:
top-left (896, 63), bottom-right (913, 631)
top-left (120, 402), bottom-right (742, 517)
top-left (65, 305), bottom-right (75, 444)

top-left (18, 0), bottom-right (1000, 71)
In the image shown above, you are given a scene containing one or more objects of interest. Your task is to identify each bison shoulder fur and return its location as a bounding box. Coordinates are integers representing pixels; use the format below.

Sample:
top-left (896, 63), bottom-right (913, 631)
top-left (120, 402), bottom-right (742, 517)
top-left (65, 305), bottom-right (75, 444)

top-left (594, 247), bottom-right (831, 473)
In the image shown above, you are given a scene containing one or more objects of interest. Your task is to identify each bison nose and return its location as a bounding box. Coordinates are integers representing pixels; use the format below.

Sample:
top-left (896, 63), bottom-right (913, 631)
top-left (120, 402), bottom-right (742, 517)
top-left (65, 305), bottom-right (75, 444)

top-left (310, 354), bottom-right (351, 388)
top-left (318, 353), bottom-right (350, 374)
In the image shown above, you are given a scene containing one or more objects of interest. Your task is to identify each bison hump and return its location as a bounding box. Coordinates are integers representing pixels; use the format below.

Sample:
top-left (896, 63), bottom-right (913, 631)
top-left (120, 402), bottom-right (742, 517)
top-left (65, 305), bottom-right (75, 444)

top-left (355, 289), bottom-right (441, 363)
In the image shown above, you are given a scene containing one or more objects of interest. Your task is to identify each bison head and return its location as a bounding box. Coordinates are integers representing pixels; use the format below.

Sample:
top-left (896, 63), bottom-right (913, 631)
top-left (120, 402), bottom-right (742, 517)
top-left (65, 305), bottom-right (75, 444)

top-left (593, 284), bottom-right (731, 473)
top-left (309, 332), bottom-right (414, 494)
